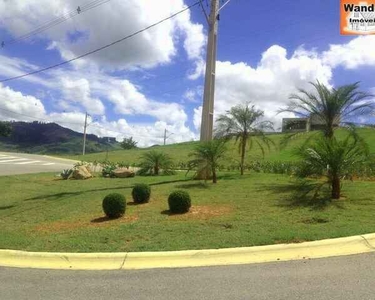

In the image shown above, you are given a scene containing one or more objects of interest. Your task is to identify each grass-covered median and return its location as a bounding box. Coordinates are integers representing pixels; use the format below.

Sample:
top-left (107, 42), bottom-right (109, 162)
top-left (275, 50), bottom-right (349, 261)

top-left (1, 172), bottom-right (375, 253)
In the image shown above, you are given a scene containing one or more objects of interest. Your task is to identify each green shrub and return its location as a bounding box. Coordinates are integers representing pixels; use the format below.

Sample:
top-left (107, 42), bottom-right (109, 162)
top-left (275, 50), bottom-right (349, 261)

top-left (132, 184), bottom-right (151, 204)
top-left (102, 193), bottom-right (126, 219)
top-left (168, 190), bottom-right (191, 214)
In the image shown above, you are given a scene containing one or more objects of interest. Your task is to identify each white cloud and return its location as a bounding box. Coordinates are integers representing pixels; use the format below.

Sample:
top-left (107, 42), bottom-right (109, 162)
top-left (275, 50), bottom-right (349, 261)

top-left (322, 35), bottom-right (375, 69)
top-left (0, 84), bottom-right (46, 120)
top-left (0, 0), bottom-right (205, 71)
top-left (60, 78), bottom-right (105, 115)
top-left (108, 80), bottom-right (187, 124)
top-left (0, 82), bottom-right (196, 147)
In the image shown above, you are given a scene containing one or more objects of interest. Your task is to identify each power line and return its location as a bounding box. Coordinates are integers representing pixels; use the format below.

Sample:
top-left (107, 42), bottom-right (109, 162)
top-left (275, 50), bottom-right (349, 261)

top-left (0, 1), bottom-right (200, 83)
top-left (1, 0), bottom-right (112, 48)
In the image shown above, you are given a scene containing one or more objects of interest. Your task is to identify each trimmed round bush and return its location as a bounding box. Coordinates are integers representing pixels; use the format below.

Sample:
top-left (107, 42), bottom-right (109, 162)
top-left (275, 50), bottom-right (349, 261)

top-left (132, 183), bottom-right (151, 204)
top-left (102, 193), bottom-right (126, 219)
top-left (168, 190), bottom-right (191, 214)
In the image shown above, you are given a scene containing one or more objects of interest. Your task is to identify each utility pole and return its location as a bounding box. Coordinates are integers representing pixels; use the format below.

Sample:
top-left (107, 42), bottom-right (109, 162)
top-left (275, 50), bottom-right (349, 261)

top-left (82, 112), bottom-right (88, 156)
top-left (163, 128), bottom-right (174, 146)
top-left (200, 0), bottom-right (219, 141)
top-left (200, 0), bottom-right (231, 141)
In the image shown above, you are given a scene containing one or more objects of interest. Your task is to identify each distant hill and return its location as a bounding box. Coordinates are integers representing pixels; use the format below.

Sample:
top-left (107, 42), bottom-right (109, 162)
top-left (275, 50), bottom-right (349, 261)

top-left (0, 121), bottom-right (121, 155)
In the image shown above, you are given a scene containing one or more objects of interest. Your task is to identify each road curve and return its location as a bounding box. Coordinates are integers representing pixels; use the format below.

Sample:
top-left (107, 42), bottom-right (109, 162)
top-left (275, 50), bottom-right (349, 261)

top-left (0, 152), bottom-right (76, 176)
top-left (1, 253), bottom-right (375, 300)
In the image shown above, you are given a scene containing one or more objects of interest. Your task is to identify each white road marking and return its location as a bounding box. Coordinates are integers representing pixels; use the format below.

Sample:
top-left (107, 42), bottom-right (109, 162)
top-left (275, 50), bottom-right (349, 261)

top-left (14, 160), bottom-right (41, 165)
top-left (0, 156), bottom-right (17, 160)
top-left (41, 163), bottom-right (55, 166)
top-left (0, 158), bottom-right (28, 163)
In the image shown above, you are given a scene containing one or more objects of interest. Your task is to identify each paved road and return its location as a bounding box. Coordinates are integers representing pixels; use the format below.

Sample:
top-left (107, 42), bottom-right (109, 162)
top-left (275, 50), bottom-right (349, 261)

top-left (1, 253), bottom-right (375, 300)
top-left (0, 152), bottom-right (75, 176)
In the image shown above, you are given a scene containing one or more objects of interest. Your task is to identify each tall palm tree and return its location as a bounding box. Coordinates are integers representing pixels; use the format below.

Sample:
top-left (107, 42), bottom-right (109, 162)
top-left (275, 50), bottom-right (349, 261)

top-left (215, 103), bottom-right (274, 175)
top-left (187, 139), bottom-right (227, 184)
top-left (139, 150), bottom-right (174, 175)
top-left (281, 81), bottom-right (374, 139)
top-left (297, 132), bottom-right (369, 199)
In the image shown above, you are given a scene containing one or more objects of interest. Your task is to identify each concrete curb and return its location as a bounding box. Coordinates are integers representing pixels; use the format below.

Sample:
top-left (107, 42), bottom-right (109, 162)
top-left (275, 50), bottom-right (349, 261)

top-left (1, 233), bottom-right (375, 270)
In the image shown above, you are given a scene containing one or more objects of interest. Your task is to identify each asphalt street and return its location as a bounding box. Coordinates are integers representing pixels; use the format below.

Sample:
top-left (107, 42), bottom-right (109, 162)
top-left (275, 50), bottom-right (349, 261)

top-left (0, 152), bottom-right (75, 176)
top-left (1, 253), bottom-right (375, 300)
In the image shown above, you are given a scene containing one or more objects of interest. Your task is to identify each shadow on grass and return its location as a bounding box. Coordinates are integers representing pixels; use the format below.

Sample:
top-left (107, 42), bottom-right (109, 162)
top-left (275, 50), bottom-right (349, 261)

top-left (175, 182), bottom-right (209, 189)
top-left (91, 216), bottom-right (113, 223)
top-left (257, 180), bottom-right (340, 210)
top-left (24, 178), bottom-right (191, 202)
top-left (161, 209), bottom-right (189, 216)
top-left (0, 205), bottom-right (15, 211)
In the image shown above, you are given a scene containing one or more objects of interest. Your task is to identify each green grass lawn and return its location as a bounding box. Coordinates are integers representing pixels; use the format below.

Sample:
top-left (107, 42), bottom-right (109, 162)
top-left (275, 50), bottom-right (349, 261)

top-left (62, 128), bottom-right (375, 164)
top-left (1, 171), bottom-right (375, 252)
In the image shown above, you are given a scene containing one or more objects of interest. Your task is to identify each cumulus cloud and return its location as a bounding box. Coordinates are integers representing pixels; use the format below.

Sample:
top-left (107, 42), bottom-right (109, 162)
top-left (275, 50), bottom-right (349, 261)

top-left (0, 82), bottom-right (196, 147)
top-left (322, 35), bottom-right (375, 69)
top-left (195, 45), bottom-right (333, 130)
top-left (60, 78), bottom-right (105, 115)
top-left (0, 0), bottom-right (205, 71)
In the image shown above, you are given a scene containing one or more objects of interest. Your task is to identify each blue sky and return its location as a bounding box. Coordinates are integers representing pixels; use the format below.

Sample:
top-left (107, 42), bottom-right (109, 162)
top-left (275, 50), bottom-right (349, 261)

top-left (0, 0), bottom-right (374, 146)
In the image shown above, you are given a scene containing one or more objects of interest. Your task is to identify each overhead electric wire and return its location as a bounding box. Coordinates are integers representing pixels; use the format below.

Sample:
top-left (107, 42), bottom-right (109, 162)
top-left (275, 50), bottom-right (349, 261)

top-left (0, 1), bottom-right (200, 83)
top-left (1, 0), bottom-right (112, 48)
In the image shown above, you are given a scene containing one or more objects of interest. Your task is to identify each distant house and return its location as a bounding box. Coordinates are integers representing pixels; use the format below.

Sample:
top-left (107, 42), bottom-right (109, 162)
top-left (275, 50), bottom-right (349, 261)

top-left (349, 11), bottom-right (375, 32)
top-left (282, 114), bottom-right (340, 133)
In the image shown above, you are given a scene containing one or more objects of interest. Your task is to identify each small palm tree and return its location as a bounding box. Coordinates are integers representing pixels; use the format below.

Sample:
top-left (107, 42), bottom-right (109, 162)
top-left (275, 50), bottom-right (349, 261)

top-left (297, 132), bottom-right (369, 199)
top-left (281, 81), bottom-right (373, 140)
top-left (139, 150), bottom-right (174, 175)
top-left (187, 139), bottom-right (227, 184)
top-left (215, 103), bottom-right (274, 175)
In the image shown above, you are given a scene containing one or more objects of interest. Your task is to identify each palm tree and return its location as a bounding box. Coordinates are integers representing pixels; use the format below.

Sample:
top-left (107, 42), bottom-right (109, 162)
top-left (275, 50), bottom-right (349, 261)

top-left (138, 150), bottom-right (174, 175)
top-left (187, 139), bottom-right (227, 184)
top-left (281, 81), bottom-right (374, 140)
top-left (297, 132), bottom-right (369, 199)
top-left (215, 103), bottom-right (274, 175)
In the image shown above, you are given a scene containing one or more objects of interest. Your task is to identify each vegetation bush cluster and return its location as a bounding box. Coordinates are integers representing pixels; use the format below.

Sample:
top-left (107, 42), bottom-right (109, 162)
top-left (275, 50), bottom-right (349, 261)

top-left (168, 190), bottom-right (191, 214)
top-left (132, 183), bottom-right (151, 204)
top-left (102, 185), bottom-right (191, 218)
top-left (102, 193), bottom-right (126, 219)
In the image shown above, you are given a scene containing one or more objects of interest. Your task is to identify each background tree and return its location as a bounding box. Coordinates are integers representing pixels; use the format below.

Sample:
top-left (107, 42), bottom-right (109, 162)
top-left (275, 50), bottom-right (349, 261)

top-left (281, 81), bottom-right (374, 140)
top-left (296, 132), bottom-right (369, 199)
top-left (215, 103), bottom-right (273, 175)
top-left (138, 150), bottom-right (174, 175)
top-left (120, 137), bottom-right (137, 150)
top-left (0, 122), bottom-right (11, 137)
top-left (187, 139), bottom-right (228, 184)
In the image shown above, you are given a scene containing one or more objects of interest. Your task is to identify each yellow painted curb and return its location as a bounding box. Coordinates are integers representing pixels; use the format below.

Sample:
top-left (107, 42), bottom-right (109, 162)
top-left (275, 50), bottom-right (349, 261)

top-left (1, 234), bottom-right (375, 270)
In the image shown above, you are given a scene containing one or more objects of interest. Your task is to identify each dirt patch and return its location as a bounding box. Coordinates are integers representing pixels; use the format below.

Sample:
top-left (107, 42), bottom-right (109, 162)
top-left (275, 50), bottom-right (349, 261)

top-left (34, 214), bottom-right (138, 234)
top-left (166, 205), bottom-right (233, 220)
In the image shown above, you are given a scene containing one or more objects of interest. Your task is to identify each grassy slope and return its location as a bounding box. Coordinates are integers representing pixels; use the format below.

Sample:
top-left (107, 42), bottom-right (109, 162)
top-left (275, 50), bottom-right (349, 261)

top-left (63, 128), bottom-right (375, 164)
top-left (1, 172), bottom-right (375, 252)
top-left (0, 138), bottom-right (121, 155)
